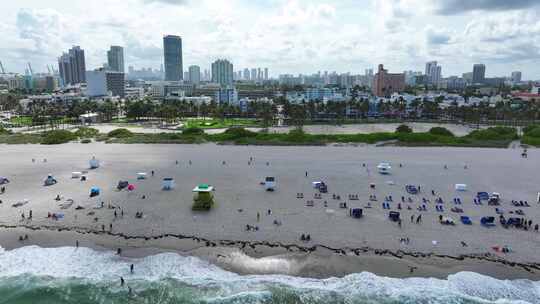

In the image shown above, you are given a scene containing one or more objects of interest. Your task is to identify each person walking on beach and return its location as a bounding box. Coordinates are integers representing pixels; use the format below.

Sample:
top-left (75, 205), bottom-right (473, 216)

top-left (305, 171), bottom-right (308, 177)
top-left (151, 170), bottom-right (155, 177)
top-left (257, 212), bottom-right (260, 222)
top-left (76, 240), bottom-right (79, 248)
top-left (410, 214), bottom-right (414, 223)
top-left (416, 214), bottom-right (422, 224)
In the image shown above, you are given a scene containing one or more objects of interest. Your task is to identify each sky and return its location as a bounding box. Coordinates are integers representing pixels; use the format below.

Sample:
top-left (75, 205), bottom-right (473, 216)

top-left (1, 0), bottom-right (540, 79)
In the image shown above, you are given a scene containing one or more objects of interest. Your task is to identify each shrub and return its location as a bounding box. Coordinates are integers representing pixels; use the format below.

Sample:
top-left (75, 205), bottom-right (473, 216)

top-left (107, 128), bottom-right (133, 138)
top-left (75, 127), bottom-right (99, 138)
top-left (523, 125), bottom-right (540, 138)
top-left (396, 124), bottom-right (413, 133)
top-left (182, 127), bottom-right (204, 135)
top-left (41, 130), bottom-right (77, 145)
top-left (0, 126), bottom-right (12, 135)
top-left (467, 127), bottom-right (517, 141)
top-left (522, 125), bottom-right (540, 135)
top-left (81, 139), bottom-right (92, 144)
top-left (429, 127), bottom-right (454, 137)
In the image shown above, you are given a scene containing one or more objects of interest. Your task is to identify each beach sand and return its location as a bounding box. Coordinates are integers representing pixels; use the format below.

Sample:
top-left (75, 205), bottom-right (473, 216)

top-left (0, 142), bottom-right (539, 279)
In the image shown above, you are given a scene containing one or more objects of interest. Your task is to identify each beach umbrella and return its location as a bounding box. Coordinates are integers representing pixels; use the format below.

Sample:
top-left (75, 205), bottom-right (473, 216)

top-left (127, 184), bottom-right (136, 191)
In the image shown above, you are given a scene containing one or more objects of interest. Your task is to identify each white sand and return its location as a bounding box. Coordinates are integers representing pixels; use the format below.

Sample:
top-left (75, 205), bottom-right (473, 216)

top-left (0, 143), bottom-right (539, 264)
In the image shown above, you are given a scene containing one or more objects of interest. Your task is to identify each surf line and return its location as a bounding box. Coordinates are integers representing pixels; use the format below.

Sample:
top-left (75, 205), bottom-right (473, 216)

top-left (1, 223), bottom-right (538, 273)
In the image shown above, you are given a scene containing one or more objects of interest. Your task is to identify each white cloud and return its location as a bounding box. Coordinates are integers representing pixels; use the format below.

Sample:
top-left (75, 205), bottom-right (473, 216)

top-left (0, 0), bottom-right (539, 79)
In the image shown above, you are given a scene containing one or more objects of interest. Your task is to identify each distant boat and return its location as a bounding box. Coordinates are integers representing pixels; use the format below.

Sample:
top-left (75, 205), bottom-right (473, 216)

top-left (377, 162), bottom-right (391, 174)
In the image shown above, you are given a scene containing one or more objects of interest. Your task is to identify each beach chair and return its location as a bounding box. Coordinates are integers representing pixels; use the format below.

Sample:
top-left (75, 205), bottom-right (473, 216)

top-left (495, 208), bottom-right (504, 215)
top-left (460, 216), bottom-right (472, 225)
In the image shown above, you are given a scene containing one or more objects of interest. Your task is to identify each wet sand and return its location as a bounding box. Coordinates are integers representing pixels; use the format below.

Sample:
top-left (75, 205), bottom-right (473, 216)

top-left (0, 143), bottom-right (539, 279)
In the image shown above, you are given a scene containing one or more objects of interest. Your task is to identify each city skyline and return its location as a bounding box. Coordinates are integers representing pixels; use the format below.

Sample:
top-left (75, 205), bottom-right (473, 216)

top-left (1, 0), bottom-right (540, 79)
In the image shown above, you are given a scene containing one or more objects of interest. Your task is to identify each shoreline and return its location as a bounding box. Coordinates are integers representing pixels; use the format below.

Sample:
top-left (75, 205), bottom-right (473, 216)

top-left (1, 225), bottom-right (539, 280)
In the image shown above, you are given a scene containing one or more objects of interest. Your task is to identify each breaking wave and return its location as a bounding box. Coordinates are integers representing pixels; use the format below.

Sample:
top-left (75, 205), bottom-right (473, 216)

top-left (0, 245), bottom-right (538, 303)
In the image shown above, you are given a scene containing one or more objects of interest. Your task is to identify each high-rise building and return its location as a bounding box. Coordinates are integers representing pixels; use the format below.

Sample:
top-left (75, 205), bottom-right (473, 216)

top-left (107, 46), bottom-right (124, 73)
top-left (86, 68), bottom-right (125, 97)
top-left (511, 71), bottom-right (522, 83)
top-left (472, 64), bottom-right (486, 84)
top-left (243, 68), bottom-right (250, 80)
top-left (211, 59), bottom-right (234, 88)
top-left (264, 68), bottom-right (269, 80)
top-left (425, 61), bottom-right (441, 85)
top-left (251, 68), bottom-right (257, 82)
top-left (372, 64), bottom-right (405, 97)
top-left (58, 46), bottom-right (86, 86)
top-left (163, 35), bottom-right (183, 81)
top-left (188, 65), bottom-right (201, 85)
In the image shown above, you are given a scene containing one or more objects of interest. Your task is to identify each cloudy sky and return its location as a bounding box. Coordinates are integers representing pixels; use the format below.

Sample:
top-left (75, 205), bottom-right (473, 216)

top-left (1, 0), bottom-right (540, 79)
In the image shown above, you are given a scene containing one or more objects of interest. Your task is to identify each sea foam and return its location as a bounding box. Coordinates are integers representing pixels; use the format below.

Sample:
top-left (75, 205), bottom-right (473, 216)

top-left (0, 245), bottom-right (538, 304)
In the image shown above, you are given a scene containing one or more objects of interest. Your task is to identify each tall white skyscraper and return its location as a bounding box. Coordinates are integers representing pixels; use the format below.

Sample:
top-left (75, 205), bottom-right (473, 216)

top-left (211, 59), bottom-right (234, 87)
top-left (425, 61), bottom-right (441, 85)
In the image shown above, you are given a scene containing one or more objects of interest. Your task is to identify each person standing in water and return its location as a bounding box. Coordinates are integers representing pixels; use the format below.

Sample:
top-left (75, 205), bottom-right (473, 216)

top-left (130, 264), bottom-right (134, 274)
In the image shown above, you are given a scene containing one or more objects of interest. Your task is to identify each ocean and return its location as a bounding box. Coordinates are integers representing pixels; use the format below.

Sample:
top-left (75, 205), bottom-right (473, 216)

top-left (0, 246), bottom-right (538, 304)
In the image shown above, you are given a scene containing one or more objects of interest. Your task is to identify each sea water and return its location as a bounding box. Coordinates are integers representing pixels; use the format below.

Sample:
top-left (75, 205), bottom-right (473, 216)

top-left (0, 246), bottom-right (538, 304)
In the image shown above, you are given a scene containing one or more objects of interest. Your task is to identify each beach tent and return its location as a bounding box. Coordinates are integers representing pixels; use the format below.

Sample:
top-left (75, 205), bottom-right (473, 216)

top-left (481, 216), bottom-right (495, 227)
top-left (72, 172), bottom-right (82, 179)
top-left (137, 172), bottom-right (147, 180)
top-left (405, 185), bottom-right (418, 194)
top-left (89, 157), bottom-right (100, 169)
top-left (0, 177), bottom-right (10, 185)
top-left (127, 184), bottom-right (135, 191)
top-left (477, 192), bottom-right (489, 200)
top-left (312, 181), bottom-right (322, 188)
top-left (460, 216), bottom-right (472, 225)
top-left (441, 216), bottom-right (455, 225)
top-left (455, 184), bottom-right (467, 191)
top-left (117, 180), bottom-right (129, 190)
top-left (377, 162), bottom-right (391, 174)
top-left (264, 177), bottom-right (276, 191)
top-left (389, 211), bottom-right (400, 222)
top-left (350, 208), bottom-right (363, 218)
top-left (44, 174), bottom-right (57, 186)
top-left (89, 187), bottom-right (100, 197)
top-left (162, 178), bottom-right (175, 190)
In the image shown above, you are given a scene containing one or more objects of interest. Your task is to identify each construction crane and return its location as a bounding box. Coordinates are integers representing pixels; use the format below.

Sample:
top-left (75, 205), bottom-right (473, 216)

top-left (27, 62), bottom-right (33, 75)
top-left (0, 61), bottom-right (5, 74)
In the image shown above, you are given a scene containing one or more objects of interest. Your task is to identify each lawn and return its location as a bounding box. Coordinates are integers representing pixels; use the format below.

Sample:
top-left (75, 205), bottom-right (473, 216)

top-left (9, 116), bottom-right (33, 126)
top-left (184, 118), bottom-right (261, 129)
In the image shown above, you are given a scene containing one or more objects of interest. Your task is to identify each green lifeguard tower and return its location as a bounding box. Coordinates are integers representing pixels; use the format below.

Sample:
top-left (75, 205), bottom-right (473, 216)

top-left (192, 183), bottom-right (215, 210)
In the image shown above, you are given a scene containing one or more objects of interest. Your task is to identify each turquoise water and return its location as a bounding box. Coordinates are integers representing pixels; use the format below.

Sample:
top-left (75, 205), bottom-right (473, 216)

top-left (0, 246), bottom-right (538, 304)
